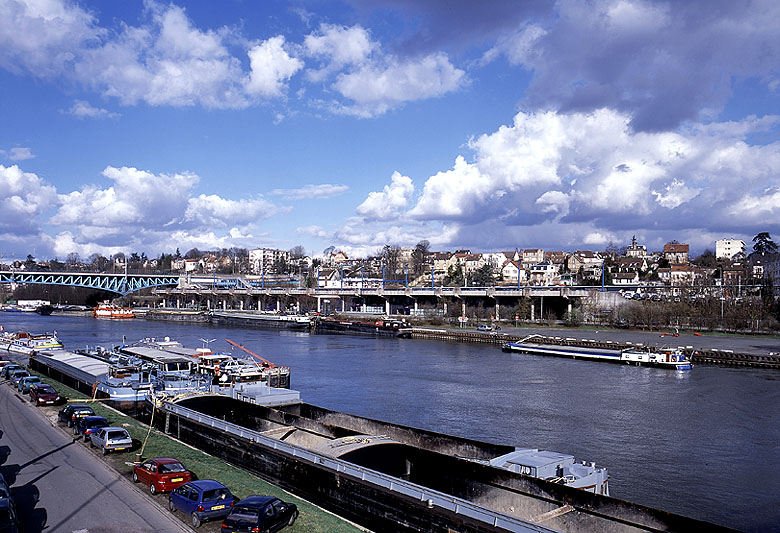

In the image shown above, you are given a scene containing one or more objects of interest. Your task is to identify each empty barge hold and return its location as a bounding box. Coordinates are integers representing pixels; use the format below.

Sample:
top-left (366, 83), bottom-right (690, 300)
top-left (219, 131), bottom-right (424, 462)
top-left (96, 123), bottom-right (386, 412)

top-left (148, 394), bottom-right (732, 533)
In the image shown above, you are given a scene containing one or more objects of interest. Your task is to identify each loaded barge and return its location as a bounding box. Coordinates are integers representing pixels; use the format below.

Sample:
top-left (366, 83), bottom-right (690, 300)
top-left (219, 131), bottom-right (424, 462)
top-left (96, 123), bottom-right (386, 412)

top-left (313, 316), bottom-right (412, 337)
top-left (502, 335), bottom-right (692, 370)
top-left (210, 311), bottom-right (311, 329)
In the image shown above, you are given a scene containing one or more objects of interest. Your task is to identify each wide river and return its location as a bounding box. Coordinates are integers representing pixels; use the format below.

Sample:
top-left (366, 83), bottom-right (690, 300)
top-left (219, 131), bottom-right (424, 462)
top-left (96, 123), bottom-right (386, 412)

top-left (4, 314), bottom-right (779, 532)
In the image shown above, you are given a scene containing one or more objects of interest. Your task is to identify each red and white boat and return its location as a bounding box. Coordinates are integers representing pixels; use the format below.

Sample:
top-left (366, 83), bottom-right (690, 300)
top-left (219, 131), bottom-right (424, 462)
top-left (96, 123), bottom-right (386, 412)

top-left (94, 303), bottom-right (135, 319)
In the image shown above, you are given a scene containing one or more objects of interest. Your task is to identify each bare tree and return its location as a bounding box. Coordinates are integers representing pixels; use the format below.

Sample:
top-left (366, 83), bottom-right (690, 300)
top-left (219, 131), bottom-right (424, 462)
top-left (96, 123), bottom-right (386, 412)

top-left (411, 240), bottom-right (431, 276)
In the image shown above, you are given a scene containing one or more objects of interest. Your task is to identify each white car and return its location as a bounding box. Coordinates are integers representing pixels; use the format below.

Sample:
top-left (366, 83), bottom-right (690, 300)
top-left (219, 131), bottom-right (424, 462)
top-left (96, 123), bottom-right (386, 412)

top-left (89, 426), bottom-right (132, 455)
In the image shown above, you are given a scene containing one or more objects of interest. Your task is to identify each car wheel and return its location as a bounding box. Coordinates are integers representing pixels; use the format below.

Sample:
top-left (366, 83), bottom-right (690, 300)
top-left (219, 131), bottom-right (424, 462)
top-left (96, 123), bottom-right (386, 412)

top-left (132, 471), bottom-right (138, 483)
top-left (191, 513), bottom-right (201, 528)
top-left (168, 499), bottom-right (176, 513)
top-left (149, 483), bottom-right (157, 495)
top-left (288, 510), bottom-right (298, 526)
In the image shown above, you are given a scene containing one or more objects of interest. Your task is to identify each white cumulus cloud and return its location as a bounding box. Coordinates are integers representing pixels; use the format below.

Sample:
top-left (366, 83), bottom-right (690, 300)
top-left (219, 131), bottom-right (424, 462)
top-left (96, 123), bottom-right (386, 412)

top-left (333, 53), bottom-right (465, 117)
top-left (245, 35), bottom-right (304, 98)
top-left (356, 172), bottom-right (414, 219)
top-left (0, 164), bottom-right (58, 234)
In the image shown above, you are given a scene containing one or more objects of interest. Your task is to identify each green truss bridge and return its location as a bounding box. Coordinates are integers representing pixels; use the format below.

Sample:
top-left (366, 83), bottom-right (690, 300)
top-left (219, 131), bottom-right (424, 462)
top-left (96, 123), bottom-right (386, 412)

top-left (0, 270), bottom-right (180, 296)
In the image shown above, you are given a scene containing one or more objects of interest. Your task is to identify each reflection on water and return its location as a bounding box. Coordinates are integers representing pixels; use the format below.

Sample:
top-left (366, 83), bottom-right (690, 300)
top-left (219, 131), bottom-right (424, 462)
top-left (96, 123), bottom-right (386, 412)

top-left (3, 314), bottom-right (779, 532)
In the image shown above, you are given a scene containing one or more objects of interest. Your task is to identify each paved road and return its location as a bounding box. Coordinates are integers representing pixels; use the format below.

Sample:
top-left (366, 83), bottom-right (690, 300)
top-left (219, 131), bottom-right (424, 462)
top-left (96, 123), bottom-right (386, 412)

top-left (0, 380), bottom-right (191, 533)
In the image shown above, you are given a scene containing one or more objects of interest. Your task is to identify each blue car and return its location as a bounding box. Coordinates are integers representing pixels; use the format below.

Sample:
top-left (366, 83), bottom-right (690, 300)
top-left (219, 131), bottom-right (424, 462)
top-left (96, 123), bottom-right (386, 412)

top-left (168, 480), bottom-right (236, 528)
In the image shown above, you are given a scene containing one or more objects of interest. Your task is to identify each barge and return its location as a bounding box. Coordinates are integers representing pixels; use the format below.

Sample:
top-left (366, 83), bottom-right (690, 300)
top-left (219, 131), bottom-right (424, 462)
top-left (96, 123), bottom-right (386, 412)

top-left (502, 335), bottom-right (692, 370)
top-left (314, 316), bottom-right (412, 337)
top-left (210, 311), bottom-right (311, 329)
top-left (145, 393), bottom-right (728, 533)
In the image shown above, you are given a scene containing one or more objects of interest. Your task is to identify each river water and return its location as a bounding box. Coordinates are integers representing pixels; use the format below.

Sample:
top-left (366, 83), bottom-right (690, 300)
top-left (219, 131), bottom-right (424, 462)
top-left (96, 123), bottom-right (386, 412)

top-left (3, 314), bottom-right (778, 532)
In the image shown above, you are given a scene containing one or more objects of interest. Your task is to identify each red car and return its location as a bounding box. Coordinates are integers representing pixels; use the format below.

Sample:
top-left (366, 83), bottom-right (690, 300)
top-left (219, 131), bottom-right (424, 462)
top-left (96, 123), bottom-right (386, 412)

top-left (132, 458), bottom-right (192, 495)
top-left (29, 383), bottom-right (62, 405)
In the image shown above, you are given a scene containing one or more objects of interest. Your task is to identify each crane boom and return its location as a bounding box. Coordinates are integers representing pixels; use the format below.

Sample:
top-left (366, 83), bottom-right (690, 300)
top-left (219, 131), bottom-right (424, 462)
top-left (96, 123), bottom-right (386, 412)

top-left (225, 339), bottom-right (276, 368)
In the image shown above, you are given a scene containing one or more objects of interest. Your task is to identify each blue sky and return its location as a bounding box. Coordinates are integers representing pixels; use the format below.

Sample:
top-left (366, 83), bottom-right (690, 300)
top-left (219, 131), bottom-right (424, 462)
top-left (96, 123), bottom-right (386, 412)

top-left (1, 0), bottom-right (779, 262)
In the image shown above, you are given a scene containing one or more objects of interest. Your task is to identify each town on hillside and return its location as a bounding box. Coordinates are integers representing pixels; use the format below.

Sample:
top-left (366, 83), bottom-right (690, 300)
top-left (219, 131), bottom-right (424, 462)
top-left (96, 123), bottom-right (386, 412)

top-left (4, 234), bottom-right (779, 297)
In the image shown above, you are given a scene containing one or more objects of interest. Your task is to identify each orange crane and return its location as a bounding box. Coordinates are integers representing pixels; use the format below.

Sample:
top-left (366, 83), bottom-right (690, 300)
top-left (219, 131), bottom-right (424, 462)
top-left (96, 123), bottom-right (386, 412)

top-left (225, 339), bottom-right (276, 368)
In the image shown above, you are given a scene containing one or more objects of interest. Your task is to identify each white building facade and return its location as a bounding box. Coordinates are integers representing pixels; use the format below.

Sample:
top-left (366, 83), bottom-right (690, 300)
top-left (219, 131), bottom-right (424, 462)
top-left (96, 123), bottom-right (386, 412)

top-left (715, 238), bottom-right (745, 260)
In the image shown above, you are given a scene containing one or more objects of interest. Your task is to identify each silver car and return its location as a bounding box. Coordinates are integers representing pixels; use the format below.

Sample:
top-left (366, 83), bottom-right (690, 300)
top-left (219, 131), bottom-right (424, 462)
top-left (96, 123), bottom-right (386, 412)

top-left (89, 426), bottom-right (132, 455)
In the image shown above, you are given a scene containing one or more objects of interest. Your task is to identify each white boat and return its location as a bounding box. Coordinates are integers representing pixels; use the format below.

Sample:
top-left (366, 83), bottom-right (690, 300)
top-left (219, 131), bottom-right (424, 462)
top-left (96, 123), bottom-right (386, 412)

top-left (94, 303), bottom-right (134, 319)
top-left (0, 331), bottom-right (64, 354)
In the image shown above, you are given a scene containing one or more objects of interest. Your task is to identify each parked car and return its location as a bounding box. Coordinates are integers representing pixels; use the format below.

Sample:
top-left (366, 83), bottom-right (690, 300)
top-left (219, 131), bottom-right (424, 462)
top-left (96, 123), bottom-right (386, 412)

top-left (0, 473), bottom-right (10, 499)
top-left (74, 415), bottom-right (109, 439)
top-left (57, 404), bottom-right (95, 426)
top-left (0, 473), bottom-right (19, 533)
top-left (476, 325), bottom-right (494, 331)
top-left (133, 458), bottom-right (192, 495)
top-left (16, 375), bottom-right (42, 394)
top-left (89, 427), bottom-right (133, 455)
top-left (9, 370), bottom-right (30, 388)
top-left (29, 383), bottom-right (62, 405)
top-left (168, 480), bottom-right (236, 528)
top-left (1, 364), bottom-right (21, 379)
top-left (221, 495), bottom-right (298, 533)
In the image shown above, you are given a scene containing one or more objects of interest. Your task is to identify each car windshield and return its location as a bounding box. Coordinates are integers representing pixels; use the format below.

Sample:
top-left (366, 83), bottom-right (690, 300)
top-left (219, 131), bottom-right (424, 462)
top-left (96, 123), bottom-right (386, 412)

top-left (39, 386), bottom-right (56, 393)
top-left (160, 463), bottom-right (186, 473)
top-left (107, 430), bottom-right (128, 440)
top-left (88, 420), bottom-right (107, 428)
top-left (202, 488), bottom-right (231, 502)
top-left (229, 507), bottom-right (259, 520)
top-left (0, 487), bottom-right (8, 498)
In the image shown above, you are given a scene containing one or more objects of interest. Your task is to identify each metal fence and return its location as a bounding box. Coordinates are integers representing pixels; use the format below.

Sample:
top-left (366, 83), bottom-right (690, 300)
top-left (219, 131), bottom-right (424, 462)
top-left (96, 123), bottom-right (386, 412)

top-left (163, 401), bottom-right (557, 533)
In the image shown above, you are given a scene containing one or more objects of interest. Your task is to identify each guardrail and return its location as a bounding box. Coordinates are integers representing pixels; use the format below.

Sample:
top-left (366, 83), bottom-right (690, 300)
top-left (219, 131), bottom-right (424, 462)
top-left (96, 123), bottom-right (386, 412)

top-left (162, 401), bottom-right (556, 533)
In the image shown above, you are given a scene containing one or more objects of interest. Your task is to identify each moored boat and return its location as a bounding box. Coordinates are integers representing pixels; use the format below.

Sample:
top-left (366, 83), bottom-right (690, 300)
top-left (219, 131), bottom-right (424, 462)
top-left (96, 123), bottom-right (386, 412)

top-left (210, 311), bottom-right (311, 329)
top-left (94, 303), bottom-right (134, 319)
top-left (502, 335), bottom-right (692, 370)
top-left (0, 330), bottom-right (64, 354)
